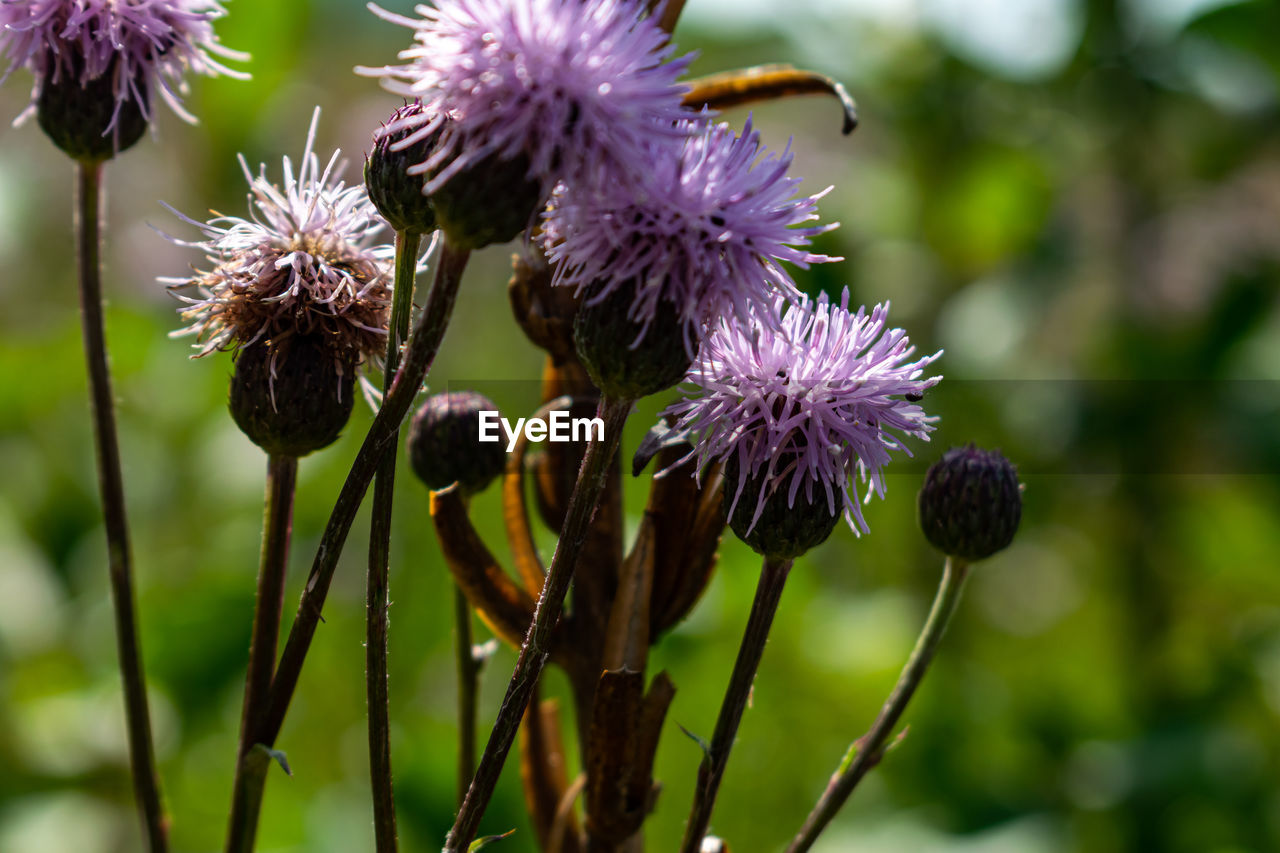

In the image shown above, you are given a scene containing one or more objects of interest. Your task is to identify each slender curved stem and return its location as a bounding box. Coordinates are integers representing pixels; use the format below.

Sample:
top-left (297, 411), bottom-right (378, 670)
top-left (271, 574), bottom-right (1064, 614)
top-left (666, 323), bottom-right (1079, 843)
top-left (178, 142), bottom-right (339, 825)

top-left (679, 555), bottom-right (793, 853)
top-left (364, 228), bottom-right (421, 852)
top-left (785, 557), bottom-right (971, 853)
top-left (256, 241), bottom-right (470, 757)
top-left (443, 395), bottom-right (633, 853)
top-left (75, 160), bottom-right (168, 852)
top-left (225, 453), bottom-right (298, 853)
top-left (454, 583), bottom-right (479, 807)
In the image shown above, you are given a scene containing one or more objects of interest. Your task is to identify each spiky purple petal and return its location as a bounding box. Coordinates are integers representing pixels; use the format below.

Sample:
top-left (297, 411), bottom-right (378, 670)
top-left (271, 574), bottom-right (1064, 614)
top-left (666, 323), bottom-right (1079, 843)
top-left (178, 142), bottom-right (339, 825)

top-left (0, 0), bottom-right (248, 126)
top-left (544, 116), bottom-right (839, 351)
top-left (359, 0), bottom-right (691, 194)
top-left (667, 288), bottom-right (942, 536)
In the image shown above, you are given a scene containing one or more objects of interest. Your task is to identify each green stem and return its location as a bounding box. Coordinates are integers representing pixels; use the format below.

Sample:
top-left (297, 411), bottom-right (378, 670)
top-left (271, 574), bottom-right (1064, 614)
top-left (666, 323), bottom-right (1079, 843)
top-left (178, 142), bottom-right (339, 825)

top-left (785, 556), bottom-right (971, 853)
top-left (454, 583), bottom-right (479, 808)
top-left (443, 395), bottom-right (633, 853)
top-left (75, 159), bottom-right (168, 852)
top-left (257, 241), bottom-right (470, 752)
top-left (365, 228), bottom-right (421, 852)
top-left (225, 453), bottom-right (297, 853)
top-left (679, 555), bottom-right (793, 853)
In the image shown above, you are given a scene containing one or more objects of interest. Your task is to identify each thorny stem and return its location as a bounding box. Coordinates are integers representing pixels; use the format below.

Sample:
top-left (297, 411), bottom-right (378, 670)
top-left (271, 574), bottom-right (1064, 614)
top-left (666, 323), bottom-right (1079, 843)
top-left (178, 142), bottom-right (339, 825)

top-left (454, 583), bottom-right (479, 807)
top-left (365, 228), bottom-right (422, 852)
top-left (75, 160), bottom-right (168, 853)
top-left (443, 395), bottom-right (633, 853)
top-left (225, 453), bottom-right (298, 853)
top-left (256, 241), bottom-right (470, 765)
top-left (679, 555), bottom-right (793, 853)
top-left (785, 557), bottom-right (971, 853)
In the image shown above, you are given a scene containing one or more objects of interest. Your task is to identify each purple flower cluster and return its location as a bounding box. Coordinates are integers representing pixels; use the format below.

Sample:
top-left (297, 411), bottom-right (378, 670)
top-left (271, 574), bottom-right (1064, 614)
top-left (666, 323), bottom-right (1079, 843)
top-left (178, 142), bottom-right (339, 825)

top-left (0, 0), bottom-right (247, 127)
top-left (544, 115), bottom-right (837, 349)
top-left (361, 0), bottom-right (943, 539)
top-left (360, 0), bottom-right (690, 195)
top-left (362, 0), bottom-right (840, 346)
top-left (162, 108), bottom-right (393, 370)
top-left (667, 289), bottom-right (942, 536)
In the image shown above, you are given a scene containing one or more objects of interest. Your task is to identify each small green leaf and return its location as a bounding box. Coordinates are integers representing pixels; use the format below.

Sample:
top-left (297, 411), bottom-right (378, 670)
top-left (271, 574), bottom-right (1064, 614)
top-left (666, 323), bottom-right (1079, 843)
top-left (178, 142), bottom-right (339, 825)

top-left (252, 744), bottom-right (293, 777)
top-left (677, 722), bottom-right (711, 760)
top-left (468, 828), bottom-right (516, 851)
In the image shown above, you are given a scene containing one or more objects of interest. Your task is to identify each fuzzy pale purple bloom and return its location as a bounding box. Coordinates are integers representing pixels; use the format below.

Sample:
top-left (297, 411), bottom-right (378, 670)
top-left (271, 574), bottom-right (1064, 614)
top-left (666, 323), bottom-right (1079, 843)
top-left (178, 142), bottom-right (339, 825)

top-left (358, 0), bottom-right (691, 194)
top-left (161, 108), bottom-right (393, 370)
top-left (667, 288), bottom-right (942, 536)
top-left (0, 0), bottom-right (247, 126)
top-left (544, 116), bottom-right (838, 350)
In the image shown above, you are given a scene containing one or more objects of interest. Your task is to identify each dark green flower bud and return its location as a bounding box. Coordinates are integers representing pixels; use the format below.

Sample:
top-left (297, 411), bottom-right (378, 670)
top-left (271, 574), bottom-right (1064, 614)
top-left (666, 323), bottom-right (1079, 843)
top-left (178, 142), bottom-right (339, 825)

top-left (229, 336), bottom-right (355, 458)
top-left (918, 445), bottom-right (1022, 561)
top-left (37, 54), bottom-right (148, 162)
top-left (725, 455), bottom-right (841, 560)
top-left (429, 151), bottom-right (544, 250)
top-left (407, 391), bottom-right (507, 495)
top-left (365, 102), bottom-right (440, 235)
top-left (574, 279), bottom-right (693, 401)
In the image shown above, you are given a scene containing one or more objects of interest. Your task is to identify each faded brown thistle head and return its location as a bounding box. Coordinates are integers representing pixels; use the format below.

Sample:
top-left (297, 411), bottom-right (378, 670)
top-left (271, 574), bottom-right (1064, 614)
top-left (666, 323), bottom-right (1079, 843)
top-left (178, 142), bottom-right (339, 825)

top-left (162, 108), bottom-right (395, 454)
top-left (162, 107), bottom-right (394, 388)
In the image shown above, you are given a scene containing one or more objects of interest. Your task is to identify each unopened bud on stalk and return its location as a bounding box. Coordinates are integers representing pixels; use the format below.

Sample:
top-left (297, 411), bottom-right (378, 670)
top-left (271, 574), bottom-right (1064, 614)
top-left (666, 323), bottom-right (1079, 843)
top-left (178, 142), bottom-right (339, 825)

top-left (428, 150), bottom-right (544, 250)
top-left (724, 455), bottom-right (841, 560)
top-left (918, 445), bottom-right (1022, 561)
top-left (37, 55), bottom-right (147, 162)
top-left (365, 102), bottom-right (440, 235)
top-left (229, 336), bottom-right (356, 458)
top-left (574, 279), bottom-right (693, 401)
top-left (407, 391), bottom-right (506, 495)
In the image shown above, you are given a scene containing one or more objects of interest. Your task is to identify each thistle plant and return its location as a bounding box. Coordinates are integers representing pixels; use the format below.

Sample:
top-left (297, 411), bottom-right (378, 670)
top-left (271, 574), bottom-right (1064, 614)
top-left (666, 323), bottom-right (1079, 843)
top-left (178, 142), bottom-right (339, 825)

top-left (1, 1), bottom-right (1035, 850)
top-left (669, 289), bottom-right (941, 850)
top-left (162, 108), bottom-right (395, 853)
top-left (0, 0), bottom-right (248, 158)
top-left (787, 447), bottom-right (1023, 852)
top-left (1, 3), bottom-right (244, 849)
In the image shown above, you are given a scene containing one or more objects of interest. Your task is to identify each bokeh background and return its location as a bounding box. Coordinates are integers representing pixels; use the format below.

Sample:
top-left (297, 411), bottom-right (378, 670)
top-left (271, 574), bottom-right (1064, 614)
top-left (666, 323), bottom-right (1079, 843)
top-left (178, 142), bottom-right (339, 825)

top-left (3, 0), bottom-right (1280, 850)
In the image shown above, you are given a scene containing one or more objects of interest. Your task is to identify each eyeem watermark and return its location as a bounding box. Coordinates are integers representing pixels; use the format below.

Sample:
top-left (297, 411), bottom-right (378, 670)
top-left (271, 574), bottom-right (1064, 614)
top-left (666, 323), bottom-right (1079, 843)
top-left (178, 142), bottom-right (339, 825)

top-left (478, 410), bottom-right (605, 453)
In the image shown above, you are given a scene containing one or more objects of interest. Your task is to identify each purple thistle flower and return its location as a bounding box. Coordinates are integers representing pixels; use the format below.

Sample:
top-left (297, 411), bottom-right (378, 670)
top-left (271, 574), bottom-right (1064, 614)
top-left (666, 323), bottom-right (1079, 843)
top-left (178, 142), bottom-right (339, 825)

top-left (544, 115), bottom-right (839, 351)
top-left (666, 288), bottom-right (942, 536)
top-left (160, 107), bottom-right (394, 374)
top-left (357, 0), bottom-right (691, 195)
top-left (0, 0), bottom-right (248, 127)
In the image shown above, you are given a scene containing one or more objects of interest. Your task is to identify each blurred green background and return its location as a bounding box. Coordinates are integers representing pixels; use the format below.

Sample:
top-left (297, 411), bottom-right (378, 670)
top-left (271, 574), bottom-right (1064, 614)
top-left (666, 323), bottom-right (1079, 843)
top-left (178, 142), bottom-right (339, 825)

top-left (3, 0), bottom-right (1280, 850)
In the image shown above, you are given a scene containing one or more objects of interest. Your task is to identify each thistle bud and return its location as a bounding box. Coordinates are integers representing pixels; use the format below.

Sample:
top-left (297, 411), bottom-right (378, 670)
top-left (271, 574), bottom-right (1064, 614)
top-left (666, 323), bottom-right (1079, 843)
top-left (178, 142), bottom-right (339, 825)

top-left (429, 151), bottom-right (544, 250)
top-left (37, 54), bottom-right (147, 162)
top-left (365, 102), bottom-right (440, 235)
top-left (407, 391), bottom-right (506, 496)
top-left (918, 445), bottom-right (1022, 561)
top-left (574, 279), bottom-right (693, 401)
top-left (229, 336), bottom-right (355, 458)
top-left (724, 456), bottom-right (841, 560)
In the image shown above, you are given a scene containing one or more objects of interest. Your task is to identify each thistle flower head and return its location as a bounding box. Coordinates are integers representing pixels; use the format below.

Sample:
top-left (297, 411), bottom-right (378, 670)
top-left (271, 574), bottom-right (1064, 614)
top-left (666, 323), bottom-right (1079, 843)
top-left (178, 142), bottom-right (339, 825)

top-left (162, 107), bottom-right (393, 376)
top-left (359, 0), bottom-right (692, 195)
top-left (545, 116), bottom-right (839, 353)
top-left (919, 445), bottom-right (1022, 561)
top-left (667, 288), bottom-right (942, 539)
top-left (0, 0), bottom-right (248, 128)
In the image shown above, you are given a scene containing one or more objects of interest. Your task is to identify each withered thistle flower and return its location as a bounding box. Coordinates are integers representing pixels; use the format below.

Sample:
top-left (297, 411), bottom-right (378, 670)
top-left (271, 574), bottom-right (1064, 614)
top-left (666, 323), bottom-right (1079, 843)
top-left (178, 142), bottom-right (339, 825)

top-left (668, 289), bottom-right (941, 556)
top-left (0, 0), bottom-right (247, 157)
top-left (163, 107), bottom-right (394, 375)
top-left (162, 108), bottom-right (394, 453)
